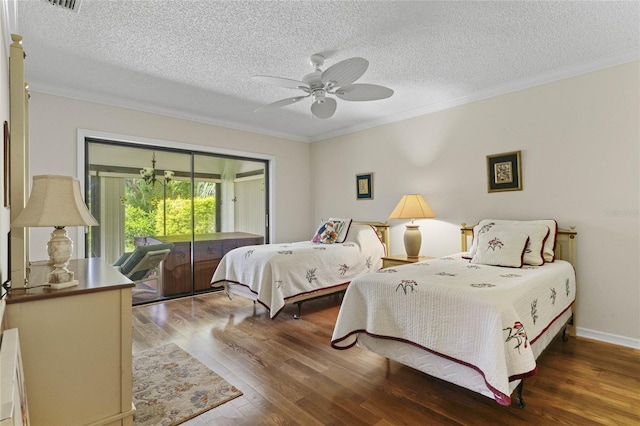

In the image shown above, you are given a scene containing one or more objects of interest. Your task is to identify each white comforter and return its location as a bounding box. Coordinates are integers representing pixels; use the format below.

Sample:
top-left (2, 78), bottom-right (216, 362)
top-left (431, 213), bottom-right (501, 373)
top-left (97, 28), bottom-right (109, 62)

top-left (331, 253), bottom-right (576, 405)
top-left (211, 224), bottom-right (386, 318)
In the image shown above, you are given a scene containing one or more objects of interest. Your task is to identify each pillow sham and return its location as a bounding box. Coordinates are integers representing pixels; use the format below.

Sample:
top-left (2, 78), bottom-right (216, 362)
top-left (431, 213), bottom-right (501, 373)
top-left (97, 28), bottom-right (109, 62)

top-left (328, 217), bottom-right (353, 243)
top-left (465, 222), bottom-right (549, 266)
top-left (466, 219), bottom-right (557, 263)
top-left (311, 219), bottom-right (347, 244)
top-left (470, 230), bottom-right (529, 268)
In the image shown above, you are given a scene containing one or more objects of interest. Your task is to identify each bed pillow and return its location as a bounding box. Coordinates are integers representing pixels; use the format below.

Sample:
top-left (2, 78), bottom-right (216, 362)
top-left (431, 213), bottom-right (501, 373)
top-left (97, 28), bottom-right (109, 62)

top-left (328, 217), bottom-right (353, 243)
top-left (466, 219), bottom-right (557, 263)
top-left (311, 219), bottom-right (347, 244)
top-left (465, 222), bottom-right (549, 266)
top-left (470, 229), bottom-right (529, 268)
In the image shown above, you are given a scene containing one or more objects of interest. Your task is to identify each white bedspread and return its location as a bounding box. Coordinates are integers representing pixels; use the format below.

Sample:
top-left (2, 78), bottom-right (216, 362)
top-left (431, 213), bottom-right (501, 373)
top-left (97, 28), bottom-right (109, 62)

top-left (331, 253), bottom-right (576, 405)
top-left (211, 224), bottom-right (386, 318)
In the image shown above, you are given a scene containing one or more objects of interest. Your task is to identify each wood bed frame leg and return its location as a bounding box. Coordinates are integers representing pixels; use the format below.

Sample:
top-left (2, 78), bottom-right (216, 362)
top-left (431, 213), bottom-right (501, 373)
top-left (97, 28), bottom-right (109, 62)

top-left (562, 325), bottom-right (569, 342)
top-left (293, 302), bottom-right (302, 320)
top-left (515, 381), bottom-right (525, 408)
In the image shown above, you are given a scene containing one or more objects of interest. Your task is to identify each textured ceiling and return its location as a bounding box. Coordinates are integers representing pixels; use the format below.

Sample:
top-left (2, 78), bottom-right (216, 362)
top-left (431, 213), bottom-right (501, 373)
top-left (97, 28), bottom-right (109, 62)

top-left (10, 0), bottom-right (640, 142)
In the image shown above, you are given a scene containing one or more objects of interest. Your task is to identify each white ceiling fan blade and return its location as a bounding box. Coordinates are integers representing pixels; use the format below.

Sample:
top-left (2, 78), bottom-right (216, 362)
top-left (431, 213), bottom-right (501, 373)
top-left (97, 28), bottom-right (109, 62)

top-left (252, 75), bottom-right (310, 90)
top-left (310, 98), bottom-right (337, 119)
top-left (335, 84), bottom-right (394, 101)
top-left (321, 57), bottom-right (369, 88)
top-left (254, 95), bottom-right (309, 112)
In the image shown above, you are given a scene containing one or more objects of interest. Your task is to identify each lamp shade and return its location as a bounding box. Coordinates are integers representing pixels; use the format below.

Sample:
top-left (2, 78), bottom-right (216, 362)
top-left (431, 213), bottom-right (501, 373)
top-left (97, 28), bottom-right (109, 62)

top-left (11, 175), bottom-right (98, 228)
top-left (388, 194), bottom-right (435, 220)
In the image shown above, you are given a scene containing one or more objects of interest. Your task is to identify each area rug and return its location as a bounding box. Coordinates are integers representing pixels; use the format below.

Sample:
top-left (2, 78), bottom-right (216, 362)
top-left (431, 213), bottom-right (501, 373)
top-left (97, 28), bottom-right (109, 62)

top-left (133, 343), bottom-right (242, 426)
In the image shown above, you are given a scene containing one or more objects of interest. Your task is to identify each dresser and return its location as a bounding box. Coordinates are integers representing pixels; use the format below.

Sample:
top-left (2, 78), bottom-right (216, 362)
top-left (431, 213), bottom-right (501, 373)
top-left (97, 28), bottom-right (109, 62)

top-left (146, 232), bottom-right (264, 296)
top-left (4, 258), bottom-right (135, 426)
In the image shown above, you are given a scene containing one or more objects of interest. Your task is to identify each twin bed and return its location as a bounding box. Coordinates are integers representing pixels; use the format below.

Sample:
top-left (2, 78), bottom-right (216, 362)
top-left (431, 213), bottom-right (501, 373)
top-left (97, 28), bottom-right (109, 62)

top-left (211, 220), bottom-right (389, 318)
top-left (331, 220), bottom-right (577, 407)
top-left (211, 218), bottom-right (577, 407)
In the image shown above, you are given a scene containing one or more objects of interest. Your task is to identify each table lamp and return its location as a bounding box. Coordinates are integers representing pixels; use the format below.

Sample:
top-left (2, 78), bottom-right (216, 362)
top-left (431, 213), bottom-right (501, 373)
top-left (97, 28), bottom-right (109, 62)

top-left (11, 175), bottom-right (99, 289)
top-left (388, 194), bottom-right (435, 258)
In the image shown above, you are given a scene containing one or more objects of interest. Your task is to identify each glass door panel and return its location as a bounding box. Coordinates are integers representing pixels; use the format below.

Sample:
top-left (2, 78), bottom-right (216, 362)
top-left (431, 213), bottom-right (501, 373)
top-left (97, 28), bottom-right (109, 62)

top-left (143, 150), bottom-right (193, 300)
top-left (192, 155), bottom-right (267, 294)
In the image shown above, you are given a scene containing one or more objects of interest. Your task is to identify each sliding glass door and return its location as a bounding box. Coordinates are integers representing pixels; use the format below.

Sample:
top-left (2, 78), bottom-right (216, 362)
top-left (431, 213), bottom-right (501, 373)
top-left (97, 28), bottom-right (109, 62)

top-left (85, 140), bottom-right (268, 305)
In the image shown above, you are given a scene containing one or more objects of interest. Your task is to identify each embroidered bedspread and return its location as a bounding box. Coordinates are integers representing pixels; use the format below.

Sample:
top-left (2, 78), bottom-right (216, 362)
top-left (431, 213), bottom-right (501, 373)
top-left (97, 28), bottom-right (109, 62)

top-left (211, 224), bottom-right (386, 318)
top-left (330, 254), bottom-right (576, 405)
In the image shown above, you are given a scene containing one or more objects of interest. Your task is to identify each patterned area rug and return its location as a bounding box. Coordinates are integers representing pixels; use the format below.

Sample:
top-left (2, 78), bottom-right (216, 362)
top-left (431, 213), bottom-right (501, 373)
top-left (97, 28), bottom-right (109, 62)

top-left (133, 343), bottom-right (242, 426)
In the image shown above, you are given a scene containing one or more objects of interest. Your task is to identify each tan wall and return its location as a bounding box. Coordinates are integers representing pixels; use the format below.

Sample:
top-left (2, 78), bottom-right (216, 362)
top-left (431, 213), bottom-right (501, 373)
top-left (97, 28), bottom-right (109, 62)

top-left (311, 61), bottom-right (640, 345)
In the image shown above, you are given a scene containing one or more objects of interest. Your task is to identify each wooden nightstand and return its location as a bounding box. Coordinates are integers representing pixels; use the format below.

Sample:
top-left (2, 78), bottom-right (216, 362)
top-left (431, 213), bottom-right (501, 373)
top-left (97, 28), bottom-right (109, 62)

top-left (382, 254), bottom-right (434, 268)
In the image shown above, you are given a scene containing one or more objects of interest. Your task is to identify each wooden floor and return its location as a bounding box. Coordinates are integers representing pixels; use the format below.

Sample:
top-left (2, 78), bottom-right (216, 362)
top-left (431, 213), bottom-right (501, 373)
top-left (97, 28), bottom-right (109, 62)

top-left (132, 291), bottom-right (640, 426)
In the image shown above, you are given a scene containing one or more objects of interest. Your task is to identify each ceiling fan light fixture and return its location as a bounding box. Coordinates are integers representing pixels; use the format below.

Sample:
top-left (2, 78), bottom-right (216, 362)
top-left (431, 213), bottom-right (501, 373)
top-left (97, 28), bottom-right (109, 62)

top-left (313, 90), bottom-right (326, 104)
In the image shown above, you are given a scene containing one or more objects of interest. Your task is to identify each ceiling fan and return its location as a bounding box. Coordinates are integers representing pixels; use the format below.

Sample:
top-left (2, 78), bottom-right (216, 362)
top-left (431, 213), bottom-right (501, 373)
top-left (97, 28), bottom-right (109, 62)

top-left (252, 54), bottom-right (394, 119)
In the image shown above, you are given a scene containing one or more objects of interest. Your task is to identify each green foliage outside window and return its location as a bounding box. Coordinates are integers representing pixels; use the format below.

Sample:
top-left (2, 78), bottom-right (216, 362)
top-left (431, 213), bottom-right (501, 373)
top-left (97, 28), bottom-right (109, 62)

top-left (158, 197), bottom-right (216, 236)
top-left (124, 179), bottom-right (216, 251)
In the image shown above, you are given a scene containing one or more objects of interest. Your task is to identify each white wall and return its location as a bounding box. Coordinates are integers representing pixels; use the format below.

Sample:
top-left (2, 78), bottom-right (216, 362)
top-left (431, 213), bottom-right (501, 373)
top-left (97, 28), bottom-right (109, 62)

top-left (26, 92), bottom-right (313, 259)
top-left (0, 6), bottom-right (10, 288)
top-left (311, 61), bottom-right (640, 347)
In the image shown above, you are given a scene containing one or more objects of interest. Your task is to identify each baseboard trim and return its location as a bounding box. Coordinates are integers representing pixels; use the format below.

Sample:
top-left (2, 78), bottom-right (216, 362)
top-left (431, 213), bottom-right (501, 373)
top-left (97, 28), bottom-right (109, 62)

top-left (576, 327), bottom-right (640, 349)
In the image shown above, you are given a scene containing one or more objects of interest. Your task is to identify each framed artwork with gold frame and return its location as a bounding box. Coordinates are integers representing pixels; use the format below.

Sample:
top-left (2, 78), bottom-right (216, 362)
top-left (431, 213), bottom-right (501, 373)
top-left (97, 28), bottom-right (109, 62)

top-left (487, 150), bottom-right (522, 193)
top-left (356, 173), bottom-right (373, 200)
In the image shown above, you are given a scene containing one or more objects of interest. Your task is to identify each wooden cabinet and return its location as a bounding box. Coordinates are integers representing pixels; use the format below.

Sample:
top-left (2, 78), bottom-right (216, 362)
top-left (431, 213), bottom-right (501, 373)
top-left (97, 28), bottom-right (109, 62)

top-left (382, 254), bottom-right (434, 268)
top-left (147, 232), bottom-right (264, 296)
top-left (4, 258), bottom-right (135, 426)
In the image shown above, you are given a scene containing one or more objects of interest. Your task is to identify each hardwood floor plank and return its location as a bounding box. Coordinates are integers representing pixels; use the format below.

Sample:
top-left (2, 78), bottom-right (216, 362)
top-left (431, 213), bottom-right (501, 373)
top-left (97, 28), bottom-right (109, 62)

top-left (132, 292), bottom-right (640, 425)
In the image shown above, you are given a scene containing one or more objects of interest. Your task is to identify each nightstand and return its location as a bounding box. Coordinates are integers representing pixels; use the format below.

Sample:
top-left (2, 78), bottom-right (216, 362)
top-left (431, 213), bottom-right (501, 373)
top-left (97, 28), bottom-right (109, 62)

top-left (382, 254), bottom-right (434, 268)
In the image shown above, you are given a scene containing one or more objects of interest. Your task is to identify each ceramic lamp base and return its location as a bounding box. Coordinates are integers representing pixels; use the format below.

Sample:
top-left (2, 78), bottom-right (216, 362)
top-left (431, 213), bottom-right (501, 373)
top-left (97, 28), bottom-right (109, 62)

top-left (46, 226), bottom-right (78, 289)
top-left (404, 224), bottom-right (422, 258)
top-left (49, 279), bottom-right (79, 290)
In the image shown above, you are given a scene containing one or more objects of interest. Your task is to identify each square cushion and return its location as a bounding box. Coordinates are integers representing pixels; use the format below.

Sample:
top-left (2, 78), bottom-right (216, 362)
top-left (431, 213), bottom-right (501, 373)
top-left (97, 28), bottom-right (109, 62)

top-left (328, 217), bottom-right (353, 242)
top-left (466, 222), bottom-right (550, 266)
top-left (312, 219), bottom-right (347, 244)
top-left (471, 229), bottom-right (529, 268)
top-left (466, 219), bottom-right (557, 263)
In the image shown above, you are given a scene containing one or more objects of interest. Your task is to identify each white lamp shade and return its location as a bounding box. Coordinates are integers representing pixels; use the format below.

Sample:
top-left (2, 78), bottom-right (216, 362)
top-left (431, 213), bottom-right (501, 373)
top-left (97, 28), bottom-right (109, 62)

top-left (11, 175), bottom-right (99, 228)
top-left (388, 194), bottom-right (435, 220)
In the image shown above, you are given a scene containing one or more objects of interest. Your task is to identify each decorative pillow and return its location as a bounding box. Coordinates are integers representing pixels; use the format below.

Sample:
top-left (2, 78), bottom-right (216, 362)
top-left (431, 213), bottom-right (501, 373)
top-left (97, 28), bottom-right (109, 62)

top-left (465, 222), bottom-right (549, 266)
top-left (466, 219), bottom-right (557, 262)
top-left (471, 230), bottom-right (530, 268)
top-left (311, 219), bottom-right (346, 244)
top-left (329, 217), bottom-right (353, 243)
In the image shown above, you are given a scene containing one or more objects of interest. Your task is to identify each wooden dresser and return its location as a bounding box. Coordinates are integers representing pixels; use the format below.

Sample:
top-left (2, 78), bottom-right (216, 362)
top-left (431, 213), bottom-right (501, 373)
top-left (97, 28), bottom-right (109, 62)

top-left (4, 258), bottom-right (135, 426)
top-left (146, 232), bottom-right (264, 296)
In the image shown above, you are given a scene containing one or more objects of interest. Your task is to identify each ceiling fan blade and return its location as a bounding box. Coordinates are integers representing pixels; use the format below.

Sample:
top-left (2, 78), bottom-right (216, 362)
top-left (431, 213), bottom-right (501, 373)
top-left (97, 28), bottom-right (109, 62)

top-left (252, 75), bottom-right (310, 90)
top-left (254, 95), bottom-right (309, 112)
top-left (335, 84), bottom-right (394, 101)
top-left (321, 57), bottom-right (369, 88)
top-left (310, 98), bottom-right (337, 119)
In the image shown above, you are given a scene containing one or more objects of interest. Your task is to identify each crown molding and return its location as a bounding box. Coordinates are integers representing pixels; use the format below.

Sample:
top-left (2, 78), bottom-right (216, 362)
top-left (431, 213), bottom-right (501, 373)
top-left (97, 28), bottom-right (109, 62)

top-left (28, 50), bottom-right (639, 145)
top-left (28, 82), bottom-right (311, 143)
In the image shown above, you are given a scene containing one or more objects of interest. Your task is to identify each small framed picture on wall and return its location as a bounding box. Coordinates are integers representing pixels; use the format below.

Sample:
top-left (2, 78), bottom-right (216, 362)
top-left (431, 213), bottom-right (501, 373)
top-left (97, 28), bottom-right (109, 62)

top-left (356, 173), bottom-right (373, 200)
top-left (487, 151), bottom-right (522, 193)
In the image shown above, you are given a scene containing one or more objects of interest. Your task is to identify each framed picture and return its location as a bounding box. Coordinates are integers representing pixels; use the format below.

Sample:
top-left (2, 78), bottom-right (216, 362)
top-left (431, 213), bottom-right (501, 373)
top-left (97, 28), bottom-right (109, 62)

top-left (356, 173), bottom-right (373, 200)
top-left (487, 151), bottom-right (522, 193)
top-left (4, 120), bottom-right (9, 207)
